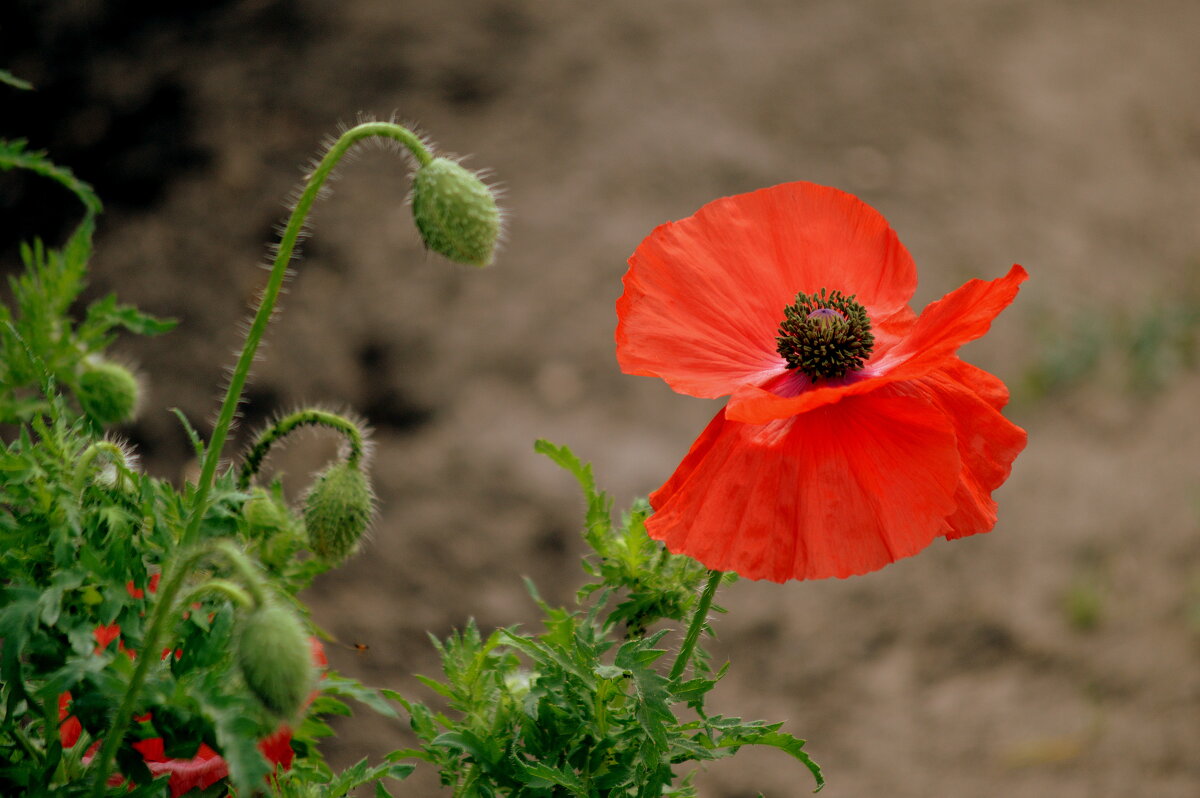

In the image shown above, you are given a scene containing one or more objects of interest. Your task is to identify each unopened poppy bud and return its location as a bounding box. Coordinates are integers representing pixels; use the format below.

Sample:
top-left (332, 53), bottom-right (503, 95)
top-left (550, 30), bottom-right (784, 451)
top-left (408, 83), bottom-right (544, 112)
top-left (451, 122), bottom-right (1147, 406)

top-left (242, 488), bottom-right (290, 533)
top-left (77, 360), bottom-right (139, 425)
top-left (235, 601), bottom-right (315, 719)
top-left (411, 156), bottom-right (501, 267)
top-left (303, 461), bottom-right (374, 564)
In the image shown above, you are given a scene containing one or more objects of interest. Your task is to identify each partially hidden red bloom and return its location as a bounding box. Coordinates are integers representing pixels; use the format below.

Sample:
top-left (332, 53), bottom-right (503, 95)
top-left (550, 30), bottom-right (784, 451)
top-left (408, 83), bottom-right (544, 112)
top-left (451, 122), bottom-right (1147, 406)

top-left (60, 634), bottom-right (327, 796)
top-left (616, 181), bottom-right (1027, 582)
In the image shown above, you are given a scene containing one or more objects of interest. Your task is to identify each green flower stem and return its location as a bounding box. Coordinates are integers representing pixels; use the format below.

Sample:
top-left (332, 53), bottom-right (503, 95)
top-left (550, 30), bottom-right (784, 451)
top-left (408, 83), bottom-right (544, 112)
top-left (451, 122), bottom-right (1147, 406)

top-left (209, 539), bottom-right (269, 607)
top-left (668, 570), bottom-right (724, 682)
top-left (180, 578), bottom-right (255, 611)
top-left (89, 540), bottom-right (266, 795)
top-left (180, 122), bottom-right (432, 549)
top-left (238, 409), bottom-right (366, 489)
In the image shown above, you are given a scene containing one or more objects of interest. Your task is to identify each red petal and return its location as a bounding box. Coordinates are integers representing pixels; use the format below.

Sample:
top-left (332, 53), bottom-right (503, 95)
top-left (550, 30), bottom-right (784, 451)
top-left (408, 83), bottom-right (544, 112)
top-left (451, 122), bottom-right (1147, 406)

top-left (139, 742), bottom-right (228, 796)
top-left (726, 264), bottom-right (1027, 423)
top-left (309, 636), bottom-right (328, 669)
top-left (648, 387), bottom-right (962, 581)
top-left (617, 182), bottom-right (918, 399)
top-left (869, 264), bottom-right (1028, 382)
top-left (914, 361), bottom-right (1027, 539)
top-left (132, 737), bottom-right (166, 762)
top-left (58, 693), bottom-right (82, 748)
top-left (258, 726), bottom-right (295, 769)
top-left (93, 624), bottom-right (121, 653)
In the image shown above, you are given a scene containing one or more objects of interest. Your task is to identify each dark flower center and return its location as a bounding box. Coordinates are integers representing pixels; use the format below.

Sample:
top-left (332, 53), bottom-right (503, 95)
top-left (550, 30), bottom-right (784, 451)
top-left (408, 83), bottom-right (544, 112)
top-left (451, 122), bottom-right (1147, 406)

top-left (776, 289), bottom-right (875, 381)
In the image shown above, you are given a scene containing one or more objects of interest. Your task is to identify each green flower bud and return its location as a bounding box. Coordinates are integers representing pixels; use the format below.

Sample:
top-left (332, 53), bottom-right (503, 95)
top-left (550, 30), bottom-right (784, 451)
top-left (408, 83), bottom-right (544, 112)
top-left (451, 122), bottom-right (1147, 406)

top-left (242, 488), bottom-right (290, 533)
top-left (303, 461), bottom-right (374, 564)
top-left (235, 601), bottom-right (315, 719)
top-left (411, 156), bottom-right (501, 267)
top-left (77, 360), bottom-right (140, 425)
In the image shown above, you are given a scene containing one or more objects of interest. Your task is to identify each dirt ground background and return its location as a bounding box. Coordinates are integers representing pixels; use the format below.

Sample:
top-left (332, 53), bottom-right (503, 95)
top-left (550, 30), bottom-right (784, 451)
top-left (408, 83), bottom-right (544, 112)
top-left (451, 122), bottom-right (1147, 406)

top-left (4, 1), bottom-right (1200, 795)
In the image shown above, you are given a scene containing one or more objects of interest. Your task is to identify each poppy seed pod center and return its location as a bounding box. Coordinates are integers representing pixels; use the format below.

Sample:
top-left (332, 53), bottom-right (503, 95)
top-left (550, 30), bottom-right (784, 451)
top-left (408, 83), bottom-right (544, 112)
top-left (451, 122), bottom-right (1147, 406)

top-left (776, 288), bottom-right (875, 381)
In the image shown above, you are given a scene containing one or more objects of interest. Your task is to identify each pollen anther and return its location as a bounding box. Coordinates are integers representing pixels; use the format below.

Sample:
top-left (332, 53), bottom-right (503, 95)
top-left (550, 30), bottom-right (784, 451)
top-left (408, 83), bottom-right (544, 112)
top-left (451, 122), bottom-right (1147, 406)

top-left (776, 289), bottom-right (874, 381)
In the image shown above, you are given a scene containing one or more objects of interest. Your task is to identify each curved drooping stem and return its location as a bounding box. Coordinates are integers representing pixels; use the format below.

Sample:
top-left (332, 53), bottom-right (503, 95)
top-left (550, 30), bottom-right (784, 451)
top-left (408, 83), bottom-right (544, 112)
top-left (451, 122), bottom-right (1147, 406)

top-left (237, 408), bottom-right (366, 489)
top-left (180, 122), bottom-right (431, 549)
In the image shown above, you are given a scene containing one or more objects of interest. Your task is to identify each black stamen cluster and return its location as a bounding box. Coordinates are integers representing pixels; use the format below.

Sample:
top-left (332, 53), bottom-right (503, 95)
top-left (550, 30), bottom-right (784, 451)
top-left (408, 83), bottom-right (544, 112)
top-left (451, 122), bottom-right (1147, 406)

top-left (776, 289), bottom-right (875, 381)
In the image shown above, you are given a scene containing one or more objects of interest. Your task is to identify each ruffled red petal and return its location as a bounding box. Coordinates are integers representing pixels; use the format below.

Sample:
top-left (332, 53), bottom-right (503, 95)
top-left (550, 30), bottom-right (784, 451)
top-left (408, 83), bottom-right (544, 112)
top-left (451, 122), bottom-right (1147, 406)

top-left (134, 739), bottom-right (227, 796)
top-left (647, 387), bottom-right (962, 581)
top-left (915, 360), bottom-right (1027, 539)
top-left (617, 181), bottom-right (918, 399)
top-left (725, 264), bottom-right (1027, 423)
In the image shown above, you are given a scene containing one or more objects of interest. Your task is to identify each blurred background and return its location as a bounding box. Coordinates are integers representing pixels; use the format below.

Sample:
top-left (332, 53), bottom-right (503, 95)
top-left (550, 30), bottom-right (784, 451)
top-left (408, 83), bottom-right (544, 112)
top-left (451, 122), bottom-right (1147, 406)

top-left (3, 1), bottom-right (1199, 795)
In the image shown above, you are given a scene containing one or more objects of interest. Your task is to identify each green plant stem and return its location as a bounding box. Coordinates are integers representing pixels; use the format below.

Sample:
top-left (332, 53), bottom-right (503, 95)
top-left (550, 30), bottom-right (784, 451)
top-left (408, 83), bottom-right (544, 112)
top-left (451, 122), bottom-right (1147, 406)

top-left (237, 408), bottom-right (366, 488)
top-left (180, 122), bottom-right (431, 549)
top-left (668, 570), bottom-right (723, 682)
top-left (180, 579), bottom-right (255, 611)
top-left (88, 540), bottom-right (266, 795)
top-left (89, 551), bottom-right (192, 796)
top-left (209, 539), bottom-right (269, 607)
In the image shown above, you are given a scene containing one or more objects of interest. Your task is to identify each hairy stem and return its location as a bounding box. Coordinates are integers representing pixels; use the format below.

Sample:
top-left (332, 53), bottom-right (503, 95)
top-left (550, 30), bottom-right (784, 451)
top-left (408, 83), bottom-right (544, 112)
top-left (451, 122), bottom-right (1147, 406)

top-left (180, 122), bottom-right (431, 549)
top-left (237, 408), bottom-right (366, 489)
top-left (668, 570), bottom-right (723, 682)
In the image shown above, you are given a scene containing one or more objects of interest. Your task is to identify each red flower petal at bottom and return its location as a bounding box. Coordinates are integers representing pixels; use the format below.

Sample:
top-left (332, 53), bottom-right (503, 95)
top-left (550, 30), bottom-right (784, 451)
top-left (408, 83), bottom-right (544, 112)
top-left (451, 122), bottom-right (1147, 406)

top-left (647, 387), bottom-right (963, 582)
top-left (131, 729), bottom-right (294, 797)
top-left (134, 738), bottom-right (226, 797)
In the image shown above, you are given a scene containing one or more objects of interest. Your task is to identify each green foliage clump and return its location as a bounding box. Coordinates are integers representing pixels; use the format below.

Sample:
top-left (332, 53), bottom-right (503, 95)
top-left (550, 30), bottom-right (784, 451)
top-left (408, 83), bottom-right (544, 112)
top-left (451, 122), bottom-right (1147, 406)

top-left (380, 442), bottom-right (823, 797)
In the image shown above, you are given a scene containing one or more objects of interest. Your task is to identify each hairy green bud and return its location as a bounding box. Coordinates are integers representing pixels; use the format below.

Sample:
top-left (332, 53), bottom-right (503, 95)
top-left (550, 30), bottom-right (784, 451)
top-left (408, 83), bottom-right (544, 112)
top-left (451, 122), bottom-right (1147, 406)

top-left (242, 488), bottom-right (290, 533)
top-left (77, 360), bottom-right (139, 424)
top-left (235, 601), bottom-right (315, 719)
top-left (411, 156), bottom-right (501, 267)
top-left (303, 461), bottom-right (374, 564)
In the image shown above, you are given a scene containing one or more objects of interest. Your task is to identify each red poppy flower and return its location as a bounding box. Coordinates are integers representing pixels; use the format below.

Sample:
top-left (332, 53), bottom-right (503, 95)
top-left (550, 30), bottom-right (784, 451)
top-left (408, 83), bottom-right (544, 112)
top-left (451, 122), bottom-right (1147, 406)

top-left (616, 181), bottom-right (1027, 582)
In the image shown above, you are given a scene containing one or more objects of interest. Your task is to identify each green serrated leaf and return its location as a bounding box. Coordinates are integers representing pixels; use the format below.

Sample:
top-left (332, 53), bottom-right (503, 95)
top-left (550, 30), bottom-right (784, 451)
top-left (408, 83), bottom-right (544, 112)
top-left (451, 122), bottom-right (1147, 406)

top-left (0, 138), bottom-right (101, 218)
top-left (515, 759), bottom-right (589, 795)
top-left (84, 297), bottom-right (178, 337)
top-left (431, 729), bottom-right (501, 766)
top-left (746, 731), bottom-right (824, 791)
top-left (320, 671), bottom-right (400, 719)
top-left (170, 408), bottom-right (207, 461)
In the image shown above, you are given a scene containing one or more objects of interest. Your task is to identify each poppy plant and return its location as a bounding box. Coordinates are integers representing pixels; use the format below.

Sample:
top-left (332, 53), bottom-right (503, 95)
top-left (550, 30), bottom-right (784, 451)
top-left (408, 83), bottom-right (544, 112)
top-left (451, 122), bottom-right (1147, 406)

top-left (616, 181), bottom-right (1027, 582)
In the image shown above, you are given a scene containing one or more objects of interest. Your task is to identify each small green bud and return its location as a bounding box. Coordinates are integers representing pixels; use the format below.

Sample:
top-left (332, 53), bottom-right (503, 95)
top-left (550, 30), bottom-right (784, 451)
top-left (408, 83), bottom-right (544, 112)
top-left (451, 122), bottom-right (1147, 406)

top-left (77, 360), bottom-right (140, 425)
top-left (303, 461), bottom-right (374, 564)
top-left (411, 156), bottom-right (501, 267)
top-left (242, 488), bottom-right (290, 533)
top-left (235, 601), bottom-right (315, 719)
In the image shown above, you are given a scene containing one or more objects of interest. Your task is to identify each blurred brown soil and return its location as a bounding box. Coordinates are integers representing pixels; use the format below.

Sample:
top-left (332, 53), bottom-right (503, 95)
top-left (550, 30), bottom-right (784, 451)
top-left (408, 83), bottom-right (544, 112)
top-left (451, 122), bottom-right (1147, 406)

top-left (4, 1), bottom-right (1200, 795)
